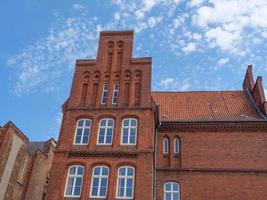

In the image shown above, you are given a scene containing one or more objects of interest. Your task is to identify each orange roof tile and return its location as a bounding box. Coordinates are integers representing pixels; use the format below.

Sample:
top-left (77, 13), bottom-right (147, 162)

top-left (152, 91), bottom-right (263, 121)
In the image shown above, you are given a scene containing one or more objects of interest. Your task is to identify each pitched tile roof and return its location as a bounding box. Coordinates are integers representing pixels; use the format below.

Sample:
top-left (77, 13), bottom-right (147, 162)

top-left (152, 91), bottom-right (263, 121)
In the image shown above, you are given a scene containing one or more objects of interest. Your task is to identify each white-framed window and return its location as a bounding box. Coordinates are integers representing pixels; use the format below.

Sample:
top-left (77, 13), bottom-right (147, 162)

top-left (97, 118), bottom-right (114, 145)
top-left (90, 166), bottom-right (109, 198)
top-left (121, 118), bottom-right (138, 145)
top-left (101, 84), bottom-right (109, 105)
top-left (164, 182), bottom-right (180, 200)
top-left (74, 119), bottom-right (92, 145)
top-left (116, 166), bottom-right (135, 199)
top-left (64, 165), bottom-right (84, 197)
top-left (163, 137), bottom-right (169, 154)
top-left (174, 138), bottom-right (180, 154)
top-left (112, 84), bottom-right (119, 104)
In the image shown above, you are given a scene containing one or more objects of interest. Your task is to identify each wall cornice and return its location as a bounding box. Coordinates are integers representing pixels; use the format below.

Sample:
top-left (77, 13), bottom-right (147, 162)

top-left (159, 121), bottom-right (267, 132)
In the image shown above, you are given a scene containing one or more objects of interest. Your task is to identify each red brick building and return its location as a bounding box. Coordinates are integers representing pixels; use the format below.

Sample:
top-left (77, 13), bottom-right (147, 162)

top-left (0, 121), bottom-right (56, 200)
top-left (45, 30), bottom-right (267, 200)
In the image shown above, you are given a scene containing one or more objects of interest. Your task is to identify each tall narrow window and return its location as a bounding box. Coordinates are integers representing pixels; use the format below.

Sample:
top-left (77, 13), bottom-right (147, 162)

top-left (80, 83), bottom-right (88, 105)
top-left (116, 166), bottom-right (135, 199)
top-left (74, 119), bottom-right (91, 145)
top-left (164, 182), bottom-right (180, 200)
top-left (174, 138), bottom-right (180, 154)
top-left (163, 137), bottom-right (169, 154)
top-left (64, 165), bottom-right (84, 197)
top-left (97, 119), bottom-right (114, 145)
top-left (90, 166), bottom-right (109, 198)
top-left (101, 84), bottom-right (109, 105)
top-left (112, 84), bottom-right (119, 105)
top-left (121, 118), bottom-right (137, 145)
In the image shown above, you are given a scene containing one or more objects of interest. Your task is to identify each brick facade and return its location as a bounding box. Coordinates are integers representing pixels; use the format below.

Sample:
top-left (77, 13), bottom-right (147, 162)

top-left (0, 122), bottom-right (56, 200)
top-left (44, 30), bottom-right (267, 200)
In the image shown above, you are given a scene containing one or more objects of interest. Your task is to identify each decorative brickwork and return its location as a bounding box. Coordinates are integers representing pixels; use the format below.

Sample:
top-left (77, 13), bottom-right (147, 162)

top-left (45, 30), bottom-right (267, 200)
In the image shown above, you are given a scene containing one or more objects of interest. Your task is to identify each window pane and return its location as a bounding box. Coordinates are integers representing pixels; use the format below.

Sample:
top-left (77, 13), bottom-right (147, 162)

top-left (119, 168), bottom-right (126, 176)
top-left (130, 128), bottom-right (136, 143)
top-left (108, 119), bottom-right (113, 126)
top-left (123, 134), bottom-right (128, 143)
top-left (69, 167), bottom-right (76, 175)
top-left (82, 135), bottom-right (88, 144)
top-left (102, 167), bottom-right (109, 176)
top-left (76, 128), bottom-right (82, 136)
top-left (78, 120), bottom-right (84, 126)
top-left (74, 180), bottom-right (82, 195)
top-left (94, 168), bottom-right (101, 175)
top-left (98, 129), bottom-right (105, 143)
top-left (126, 187), bottom-right (132, 197)
top-left (66, 177), bottom-right (74, 195)
top-left (100, 120), bottom-right (106, 126)
top-left (101, 178), bottom-right (107, 186)
top-left (173, 193), bottom-right (179, 200)
top-left (130, 119), bottom-right (137, 126)
top-left (127, 168), bottom-right (134, 176)
top-left (100, 186), bottom-right (106, 197)
top-left (92, 177), bottom-right (99, 187)
top-left (165, 193), bottom-right (171, 200)
top-left (77, 167), bottom-right (84, 175)
top-left (173, 183), bottom-right (179, 191)
top-left (118, 179), bottom-right (125, 197)
top-left (92, 186), bottom-right (98, 196)
top-left (85, 120), bottom-right (90, 126)
top-left (126, 179), bottom-right (132, 187)
top-left (165, 183), bottom-right (171, 191)
top-left (123, 119), bottom-right (129, 126)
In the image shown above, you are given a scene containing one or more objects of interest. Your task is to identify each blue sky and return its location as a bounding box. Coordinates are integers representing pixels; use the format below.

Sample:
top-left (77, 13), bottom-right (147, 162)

top-left (1, 0), bottom-right (267, 141)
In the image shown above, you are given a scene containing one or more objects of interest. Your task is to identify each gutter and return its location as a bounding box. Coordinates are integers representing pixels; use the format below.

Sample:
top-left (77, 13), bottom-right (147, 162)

top-left (153, 105), bottom-right (161, 200)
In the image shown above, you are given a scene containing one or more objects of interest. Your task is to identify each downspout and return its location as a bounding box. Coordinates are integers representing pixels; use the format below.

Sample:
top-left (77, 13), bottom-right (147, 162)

top-left (153, 105), bottom-right (161, 200)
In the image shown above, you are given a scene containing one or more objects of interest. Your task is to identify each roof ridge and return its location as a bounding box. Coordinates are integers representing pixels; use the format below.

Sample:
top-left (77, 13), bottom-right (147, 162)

top-left (152, 90), bottom-right (243, 93)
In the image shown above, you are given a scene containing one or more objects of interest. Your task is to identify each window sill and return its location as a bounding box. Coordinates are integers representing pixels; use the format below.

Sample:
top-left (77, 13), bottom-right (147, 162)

top-left (174, 153), bottom-right (180, 158)
top-left (163, 153), bottom-right (169, 157)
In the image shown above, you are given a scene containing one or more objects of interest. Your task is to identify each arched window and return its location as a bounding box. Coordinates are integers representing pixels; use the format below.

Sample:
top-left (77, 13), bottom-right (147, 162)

top-left (116, 166), bottom-right (135, 199)
top-left (164, 182), bottom-right (180, 200)
top-left (90, 166), bottom-right (109, 198)
top-left (121, 118), bottom-right (138, 145)
top-left (174, 138), bottom-right (180, 154)
top-left (64, 165), bottom-right (84, 197)
top-left (163, 137), bottom-right (169, 154)
top-left (74, 119), bottom-right (92, 145)
top-left (97, 118), bottom-right (114, 145)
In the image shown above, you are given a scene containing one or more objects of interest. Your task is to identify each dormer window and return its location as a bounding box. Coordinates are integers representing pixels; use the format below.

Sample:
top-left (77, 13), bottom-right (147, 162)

top-left (101, 84), bottom-right (109, 105)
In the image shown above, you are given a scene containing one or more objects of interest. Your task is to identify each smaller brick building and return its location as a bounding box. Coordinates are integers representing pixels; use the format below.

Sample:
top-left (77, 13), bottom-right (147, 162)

top-left (0, 121), bottom-right (56, 200)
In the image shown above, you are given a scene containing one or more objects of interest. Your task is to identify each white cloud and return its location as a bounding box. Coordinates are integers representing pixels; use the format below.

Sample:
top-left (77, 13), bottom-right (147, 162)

top-left (159, 78), bottom-right (175, 87)
top-left (72, 3), bottom-right (86, 11)
top-left (217, 58), bottom-right (229, 66)
top-left (182, 42), bottom-right (197, 53)
top-left (7, 12), bottom-right (99, 95)
top-left (192, 33), bottom-right (202, 40)
top-left (205, 27), bottom-right (239, 50)
top-left (189, 0), bottom-right (204, 7)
